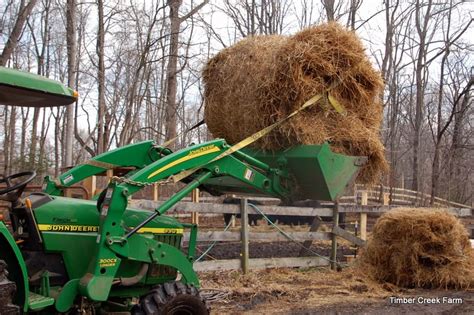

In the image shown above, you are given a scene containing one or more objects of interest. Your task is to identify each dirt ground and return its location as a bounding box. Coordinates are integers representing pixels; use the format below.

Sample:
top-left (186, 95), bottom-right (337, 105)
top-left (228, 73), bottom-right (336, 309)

top-left (199, 267), bottom-right (474, 314)
top-left (191, 214), bottom-right (474, 314)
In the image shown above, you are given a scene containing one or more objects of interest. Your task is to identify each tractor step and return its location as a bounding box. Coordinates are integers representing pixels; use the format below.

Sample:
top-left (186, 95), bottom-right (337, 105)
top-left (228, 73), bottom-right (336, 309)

top-left (28, 291), bottom-right (54, 310)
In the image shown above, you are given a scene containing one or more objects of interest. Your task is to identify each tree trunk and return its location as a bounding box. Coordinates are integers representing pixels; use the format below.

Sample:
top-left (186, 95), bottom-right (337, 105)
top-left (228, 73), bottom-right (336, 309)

top-left (65, 0), bottom-right (76, 167)
top-left (19, 107), bottom-right (29, 170)
top-left (412, 0), bottom-right (432, 192)
top-left (28, 107), bottom-right (40, 167)
top-left (8, 107), bottom-right (17, 174)
top-left (96, 0), bottom-right (106, 154)
top-left (448, 92), bottom-right (470, 202)
top-left (3, 108), bottom-right (10, 175)
top-left (322, 0), bottom-right (335, 22)
top-left (347, 0), bottom-right (361, 30)
top-left (54, 108), bottom-right (61, 176)
top-left (164, 0), bottom-right (182, 149)
top-left (430, 49), bottom-right (449, 205)
top-left (38, 108), bottom-right (47, 175)
top-left (0, 0), bottom-right (38, 66)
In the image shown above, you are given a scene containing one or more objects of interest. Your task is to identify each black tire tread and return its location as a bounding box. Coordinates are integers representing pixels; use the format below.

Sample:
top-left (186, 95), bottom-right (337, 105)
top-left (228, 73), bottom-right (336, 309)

top-left (139, 281), bottom-right (209, 315)
top-left (0, 260), bottom-right (20, 315)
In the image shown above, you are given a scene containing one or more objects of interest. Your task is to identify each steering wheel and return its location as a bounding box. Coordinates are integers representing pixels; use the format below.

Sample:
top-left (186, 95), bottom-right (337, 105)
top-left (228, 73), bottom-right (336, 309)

top-left (0, 171), bottom-right (36, 202)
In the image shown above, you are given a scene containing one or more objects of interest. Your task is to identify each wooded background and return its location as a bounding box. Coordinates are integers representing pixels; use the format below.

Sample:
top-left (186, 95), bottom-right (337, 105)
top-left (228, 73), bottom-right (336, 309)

top-left (0, 0), bottom-right (472, 206)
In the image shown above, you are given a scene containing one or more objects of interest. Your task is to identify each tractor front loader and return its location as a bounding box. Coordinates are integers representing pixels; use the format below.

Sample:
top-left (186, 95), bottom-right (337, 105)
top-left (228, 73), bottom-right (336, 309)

top-left (0, 67), bottom-right (365, 314)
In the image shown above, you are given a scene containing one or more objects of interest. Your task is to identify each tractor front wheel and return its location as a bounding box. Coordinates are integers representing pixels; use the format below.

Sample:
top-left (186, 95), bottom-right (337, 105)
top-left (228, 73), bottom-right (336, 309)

top-left (0, 260), bottom-right (20, 315)
top-left (137, 281), bottom-right (209, 315)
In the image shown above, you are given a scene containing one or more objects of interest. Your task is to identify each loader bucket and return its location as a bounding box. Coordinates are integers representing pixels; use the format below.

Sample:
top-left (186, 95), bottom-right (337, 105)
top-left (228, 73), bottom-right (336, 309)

top-left (243, 143), bottom-right (366, 201)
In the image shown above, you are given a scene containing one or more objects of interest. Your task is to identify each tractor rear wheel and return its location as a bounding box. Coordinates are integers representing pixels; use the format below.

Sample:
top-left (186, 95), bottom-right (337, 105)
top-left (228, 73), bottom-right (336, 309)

top-left (138, 281), bottom-right (209, 315)
top-left (0, 260), bottom-right (20, 315)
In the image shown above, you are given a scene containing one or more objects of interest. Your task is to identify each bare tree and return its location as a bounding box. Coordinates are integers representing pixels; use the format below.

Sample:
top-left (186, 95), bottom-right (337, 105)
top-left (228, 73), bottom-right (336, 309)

top-left (165, 0), bottom-right (208, 148)
top-left (220, 0), bottom-right (291, 38)
top-left (411, 0), bottom-right (433, 191)
top-left (428, 0), bottom-right (472, 203)
top-left (347, 0), bottom-right (362, 30)
top-left (96, 0), bottom-right (106, 154)
top-left (164, 0), bottom-right (183, 147)
top-left (65, 0), bottom-right (77, 167)
top-left (322, 0), bottom-right (336, 21)
top-left (27, 0), bottom-right (52, 169)
top-left (0, 0), bottom-right (37, 66)
top-left (1, 0), bottom-right (472, 205)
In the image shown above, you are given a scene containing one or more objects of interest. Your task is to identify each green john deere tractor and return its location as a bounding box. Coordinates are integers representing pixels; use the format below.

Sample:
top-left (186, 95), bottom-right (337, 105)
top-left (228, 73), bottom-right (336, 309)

top-left (0, 66), bottom-right (365, 314)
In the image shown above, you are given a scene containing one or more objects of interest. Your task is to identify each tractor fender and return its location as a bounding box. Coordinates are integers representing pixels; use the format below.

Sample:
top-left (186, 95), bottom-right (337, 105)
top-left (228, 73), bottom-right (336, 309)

top-left (0, 221), bottom-right (30, 312)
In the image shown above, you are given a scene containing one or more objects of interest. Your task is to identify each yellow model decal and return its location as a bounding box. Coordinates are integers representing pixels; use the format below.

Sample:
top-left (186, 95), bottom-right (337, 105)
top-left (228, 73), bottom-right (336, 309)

top-left (135, 227), bottom-right (184, 234)
top-left (147, 145), bottom-right (220, 179)
top-left (99, 258), bottom-right (117, 267)
top-left (38, 224), bottom-right (183, 234)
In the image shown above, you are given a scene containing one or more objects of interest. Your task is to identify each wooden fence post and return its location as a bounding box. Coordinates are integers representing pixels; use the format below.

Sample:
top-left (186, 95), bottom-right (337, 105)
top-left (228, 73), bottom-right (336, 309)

top-left (330, 201), bottom-right (339, 270)
top-left (83, 175), bottom-right (96, 199)
top-left (191, 188), bottom-right (200, 225)
top-left (106, 169), bottom-right (113, 181)
top-left (383, 192), bottom-right (390, 206)
top-left (360, 191), bottom-right (368, 241)
top-left (240, 198), bottom-right (249, 274)
top-left (299, 216), bottom-right (322, 256)
top-left (153, 183), bottom-right (159, 202)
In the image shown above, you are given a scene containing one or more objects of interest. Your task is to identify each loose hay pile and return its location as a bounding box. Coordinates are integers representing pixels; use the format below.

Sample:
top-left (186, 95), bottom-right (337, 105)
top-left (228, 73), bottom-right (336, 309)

top-left (358, 208), bottom-right (474, 289)
top-left (203, 22), bottom-right (388, 183)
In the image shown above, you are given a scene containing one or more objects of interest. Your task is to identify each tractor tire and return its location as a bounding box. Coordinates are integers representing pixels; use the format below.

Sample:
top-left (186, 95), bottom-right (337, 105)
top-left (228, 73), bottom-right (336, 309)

top-left (138, 281), bottom-right (209, 315)
top-left (0, 260), bottom-right (20, 315)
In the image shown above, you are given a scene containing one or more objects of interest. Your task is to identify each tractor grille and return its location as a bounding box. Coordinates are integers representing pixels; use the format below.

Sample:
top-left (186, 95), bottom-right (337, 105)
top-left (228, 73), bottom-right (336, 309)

top-left (148, 234), bottom-right (182, 279)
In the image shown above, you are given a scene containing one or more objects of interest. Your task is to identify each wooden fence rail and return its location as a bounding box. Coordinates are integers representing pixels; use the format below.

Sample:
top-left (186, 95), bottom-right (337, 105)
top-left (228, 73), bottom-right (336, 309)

top-left (194, 257), bottom-right (330, 272)
top-left (183, 231), bottom-right (332, 242)
top-left (130, 197), bottom-right (473, 273)
top-left (130, 199), bottom-right (472, 217)
top-left (353, 184), bottom-right (471, 208)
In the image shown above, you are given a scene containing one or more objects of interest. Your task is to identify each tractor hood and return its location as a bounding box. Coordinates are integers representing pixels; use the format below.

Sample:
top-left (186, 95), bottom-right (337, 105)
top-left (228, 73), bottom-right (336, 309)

top-left (30, 194), bottom-right (183, 233)
top-left (26, 193), bottom-right (183, 282)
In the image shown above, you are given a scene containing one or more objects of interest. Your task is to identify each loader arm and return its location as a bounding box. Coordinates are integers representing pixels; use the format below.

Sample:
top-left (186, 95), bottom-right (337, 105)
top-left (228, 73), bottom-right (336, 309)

top-left (73, 139), bottom-right (362, 304)
top-left (43, 140), bottom-right (173, 196)
top-left (114, 139), bottom-right (292, 199)
top-left (77, 139), bottom-right (293, 302)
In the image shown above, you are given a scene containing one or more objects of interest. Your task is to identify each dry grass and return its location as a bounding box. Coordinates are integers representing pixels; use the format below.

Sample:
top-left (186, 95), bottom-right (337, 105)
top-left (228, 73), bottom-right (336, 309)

top-left (203, 22), bottom-right (387, 183)
top-left (357, 208), bottom-right (474, 289)
top-left (200, 267), bottom-right (391, 313)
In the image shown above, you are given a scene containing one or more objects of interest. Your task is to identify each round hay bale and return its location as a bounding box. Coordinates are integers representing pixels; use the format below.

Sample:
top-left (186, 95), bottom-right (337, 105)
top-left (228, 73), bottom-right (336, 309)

top-left (203, 22), bottom-right (387, 184)
top-left (358, 208), bottom-right (474, 289)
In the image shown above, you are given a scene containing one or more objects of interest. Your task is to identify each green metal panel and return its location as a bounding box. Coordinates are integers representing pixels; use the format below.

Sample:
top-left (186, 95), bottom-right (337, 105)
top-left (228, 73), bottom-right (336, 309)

top-left (44, 141), bottom-right (159, 195)
top-left (55, 279), bottom-right (79, 312)
top-left (123, 140), bottom-right (289, 200)
top-left (201, 154), bottom-right (289, 198)
top-left (128, 139), bottom-right (226, 191)
top-left (33, 197), bottom-right (184, 281)
top-left (0, 66), bottom-right (76, 107)
top-left (0, 222), bottom-right (30, 312)
top-left (240, 143), bottom-right (364, 201)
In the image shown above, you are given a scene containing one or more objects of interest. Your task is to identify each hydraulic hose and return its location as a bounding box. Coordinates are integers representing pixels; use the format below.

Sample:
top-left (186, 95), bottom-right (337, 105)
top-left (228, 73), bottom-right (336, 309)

top-left (113, 263), bottom-right (149, 286)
